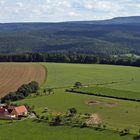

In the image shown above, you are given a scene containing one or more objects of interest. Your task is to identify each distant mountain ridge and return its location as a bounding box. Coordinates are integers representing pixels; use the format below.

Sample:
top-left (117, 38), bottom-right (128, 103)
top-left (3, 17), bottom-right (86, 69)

top-left (0, 16), bottom-right (140, 55)
top-left (71, 16), bottom-right (140, 25)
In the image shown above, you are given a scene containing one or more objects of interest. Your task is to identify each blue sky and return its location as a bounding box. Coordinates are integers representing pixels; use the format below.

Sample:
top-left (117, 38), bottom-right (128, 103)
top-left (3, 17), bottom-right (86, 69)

top-left (0, 0), bottom-right (140, 22)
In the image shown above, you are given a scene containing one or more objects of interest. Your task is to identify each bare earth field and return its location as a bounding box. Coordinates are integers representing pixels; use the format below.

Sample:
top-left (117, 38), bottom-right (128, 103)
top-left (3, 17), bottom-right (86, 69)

top-left (0, 63), bottom-right (46, 97)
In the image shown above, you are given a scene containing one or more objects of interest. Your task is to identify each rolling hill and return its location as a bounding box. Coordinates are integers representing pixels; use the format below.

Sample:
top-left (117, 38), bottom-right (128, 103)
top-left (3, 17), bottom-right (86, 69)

top-left (0, 16), bottom-right (140, 55)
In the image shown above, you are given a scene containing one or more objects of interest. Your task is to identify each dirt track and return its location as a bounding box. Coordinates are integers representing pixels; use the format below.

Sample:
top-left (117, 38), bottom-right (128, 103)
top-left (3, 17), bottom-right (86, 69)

top-left (0, 63), bottom-right (46, 97)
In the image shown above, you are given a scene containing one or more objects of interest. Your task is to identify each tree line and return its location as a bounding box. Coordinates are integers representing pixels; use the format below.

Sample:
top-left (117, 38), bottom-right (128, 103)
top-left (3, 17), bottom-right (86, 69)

top-left (0, 81), bottom-right (39, 103)
top-left (66, 89), bottom-right (140, 103)
top-left (0, 53), bottom-right (140, 67)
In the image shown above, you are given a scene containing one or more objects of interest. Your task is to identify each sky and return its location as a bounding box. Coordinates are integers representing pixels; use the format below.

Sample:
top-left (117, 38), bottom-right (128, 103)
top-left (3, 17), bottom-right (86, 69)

top-left (0, 0), bottom-right (140, 22)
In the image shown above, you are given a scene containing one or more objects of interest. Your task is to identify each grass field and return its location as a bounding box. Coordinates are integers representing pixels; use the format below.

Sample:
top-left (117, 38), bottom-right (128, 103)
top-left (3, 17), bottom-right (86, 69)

top-left (0, 120), bottom-right (133, 140)
top-left (75, 86), bottom-right (140, 101)
top-left (42, 63), bottom-right (140, 92)
top-left (0, 63), bottom-right (46, 97)
top-left (14, 63), bottom-right (140, 134)
top-left (16, 88), bottom-right (140, 134)
top-left (1, 63), bottom-right (140, 139)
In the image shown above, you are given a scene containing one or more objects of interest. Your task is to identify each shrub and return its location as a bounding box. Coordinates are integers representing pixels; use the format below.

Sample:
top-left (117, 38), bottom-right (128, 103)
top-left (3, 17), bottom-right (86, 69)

top-left (67, 108), bottom-right (77, 116)
top-left (1, 81), bottom-right (39, 103)
top-left (120, 128), bottom-right (130, 136)
top-left (133, 135), bottom-right (140, 140)
top-left (74, 82), bottom-right (83, 89)
top-left (40, 116), bottom-right (45, 120)
top-left (49, 116), bottom-right (62, 126)
top-left (80, 122), bottom-right (87, 128)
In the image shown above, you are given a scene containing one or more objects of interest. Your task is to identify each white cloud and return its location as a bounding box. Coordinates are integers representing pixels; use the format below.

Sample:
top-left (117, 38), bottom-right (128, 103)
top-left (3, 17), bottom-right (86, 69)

top-left (0, 0), bottom-right (140, 22)
top-left (0, 0), bottom-right (5, 6)
top-left (68, 11), bottom-right (81, 17)
top-left (16, 2), bottom-right (23, 8)
top-left (84, 0), bottom-right (121, 12)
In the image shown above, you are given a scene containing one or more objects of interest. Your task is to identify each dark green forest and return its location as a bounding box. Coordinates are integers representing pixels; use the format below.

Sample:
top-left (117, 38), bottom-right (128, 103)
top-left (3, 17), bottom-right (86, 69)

top-left (0, 53), bottom-right (140, 67)
top-left (0, 17), bottom-right (140, 55)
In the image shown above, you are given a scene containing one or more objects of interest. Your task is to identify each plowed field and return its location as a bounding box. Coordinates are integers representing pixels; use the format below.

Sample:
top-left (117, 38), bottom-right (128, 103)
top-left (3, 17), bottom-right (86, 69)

top-left (0, 63), bottom-right (46, 97)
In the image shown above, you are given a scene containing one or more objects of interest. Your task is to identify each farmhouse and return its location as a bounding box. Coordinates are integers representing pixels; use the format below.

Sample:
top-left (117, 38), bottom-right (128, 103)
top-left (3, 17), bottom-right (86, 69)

top-left (0, 105), bottom-right (28, 119)
top-left (11, 106), bottom-right (28, 118)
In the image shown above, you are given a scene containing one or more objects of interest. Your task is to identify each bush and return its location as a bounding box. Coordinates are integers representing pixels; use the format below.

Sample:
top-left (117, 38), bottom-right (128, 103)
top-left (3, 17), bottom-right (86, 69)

top-left (133, 135), bottom-right (140, 140)
top-left (71, 116), bottom-right (86, 128)
top-left (80, 122), bottom-right (87, 128)
top-left (1, 81), bottom-right (39, 103)
top-left (120, 128), bottom-right (130, 136)
top-left (40, 116), bottom-right (45, 120)
top-left (74, 82), bottom-right (83, 89)
top-left (67, 108), bottom-right (77, 116)
top-left (49, 116), bottom-right (62, 126)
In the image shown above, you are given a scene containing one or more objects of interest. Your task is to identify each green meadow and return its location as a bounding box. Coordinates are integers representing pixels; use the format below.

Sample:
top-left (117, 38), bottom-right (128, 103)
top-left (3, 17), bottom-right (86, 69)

top-left (76, 86), bottom-right (140, 100)
top-left (16, 88), bottom-right (140, 134)
top-left (0, 120), bottom-right (133, 140)
top-left (43, 63), bottom-right (140, 92)
top-left (16, 63), bottom-right (140, 133)
top-left (1, 63), bottom-right (140, 140)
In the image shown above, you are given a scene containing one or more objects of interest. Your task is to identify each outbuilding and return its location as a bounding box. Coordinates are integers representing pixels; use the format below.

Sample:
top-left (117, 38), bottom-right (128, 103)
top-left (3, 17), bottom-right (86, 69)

top-left (11, 105), bottom-right (28, 118)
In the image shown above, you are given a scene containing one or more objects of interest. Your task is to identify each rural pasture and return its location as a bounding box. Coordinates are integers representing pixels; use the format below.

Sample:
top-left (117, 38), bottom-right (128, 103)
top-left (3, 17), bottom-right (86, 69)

top-left (43, 63), bottom-right (140, 92)
top-left (0, 63), bottom-right (45, 97)
top-left (0, 63), bottom-right (140, 140)
top-left (75, 86), bottom-right (140, 101)
top-left (15, 63), bottom-right (140, 134)
top-left (16, 88), bottom-right (140, 134)
top-left (0, 120), bottom-right (133, 140)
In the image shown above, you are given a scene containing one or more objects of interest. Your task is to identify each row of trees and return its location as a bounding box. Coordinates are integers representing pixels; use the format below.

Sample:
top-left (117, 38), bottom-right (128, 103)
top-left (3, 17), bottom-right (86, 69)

top-left (37, 107), bottom-right (135, 137)
top-left (67, 89), bottom-right (140, 103)
top-left (37, 108), bottom-right (95, 128)
top-left (1, 81), bottom-right (39, 103)
top-left (0, 52), bottom-right (140, 67)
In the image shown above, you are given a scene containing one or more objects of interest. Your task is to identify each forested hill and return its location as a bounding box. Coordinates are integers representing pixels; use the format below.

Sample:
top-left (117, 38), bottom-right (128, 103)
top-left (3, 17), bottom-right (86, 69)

top-left (0, 16), bottom-right (140, 55)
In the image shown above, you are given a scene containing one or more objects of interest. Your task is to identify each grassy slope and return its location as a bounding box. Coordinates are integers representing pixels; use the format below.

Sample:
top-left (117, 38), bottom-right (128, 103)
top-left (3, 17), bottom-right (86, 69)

top-left (0, 120), bottom-right (133, 140)
top-left (1, 63), bottom-right (140, 139)
top-left (76, 86), bottom-right (140, 100)
top-left (15, 63), bottom-right (140, 134)
top-left (43, 63), bottom-right (140, 92)
top-left (16, 88), bottom-right (140, 134)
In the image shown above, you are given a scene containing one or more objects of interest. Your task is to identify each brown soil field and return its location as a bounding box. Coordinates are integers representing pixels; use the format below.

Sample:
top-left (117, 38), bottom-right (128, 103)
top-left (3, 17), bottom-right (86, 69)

top-left (0, 63), bottom-right (46, 97)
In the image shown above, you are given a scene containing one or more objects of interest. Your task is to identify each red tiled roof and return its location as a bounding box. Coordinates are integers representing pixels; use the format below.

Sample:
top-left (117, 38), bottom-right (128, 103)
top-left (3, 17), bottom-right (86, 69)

top-left (14, 106), bottom-right (27, 114)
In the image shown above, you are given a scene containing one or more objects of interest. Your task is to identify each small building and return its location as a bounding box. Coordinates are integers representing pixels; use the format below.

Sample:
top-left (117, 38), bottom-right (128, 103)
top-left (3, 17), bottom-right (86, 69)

top-left (0, 107), bottom-right (9, 118)
top-left (11, 106), bottom-right (28, 118)
top-left (0, 107), bottom-right (13, 119)
top-left (0, 105), bottom-right (28, 119)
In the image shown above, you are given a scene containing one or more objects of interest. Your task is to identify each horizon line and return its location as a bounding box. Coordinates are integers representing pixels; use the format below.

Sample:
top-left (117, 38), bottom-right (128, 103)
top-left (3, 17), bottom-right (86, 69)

top-left (0, 15), bottom-right (140, 24)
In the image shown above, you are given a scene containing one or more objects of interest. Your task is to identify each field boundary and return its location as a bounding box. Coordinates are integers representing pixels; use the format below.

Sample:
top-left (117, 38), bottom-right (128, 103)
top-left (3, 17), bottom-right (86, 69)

top-left (44, 80), bottom-right (133, 91)
top-left (66, 89), bottom-right (140, 103)
top-left (40, 63), bottom-right (48, 88)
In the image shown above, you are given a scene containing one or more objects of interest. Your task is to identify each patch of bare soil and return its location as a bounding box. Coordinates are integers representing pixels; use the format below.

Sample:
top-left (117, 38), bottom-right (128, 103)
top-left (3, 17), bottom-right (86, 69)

top-left (86, 113), bottom-right (101, 125)
top-left (85, 100), bottom-right (101, 105)
top-left (85, 100), bottom-right (118, 108)
top-left (104, 102), bottom-right (118, 108)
